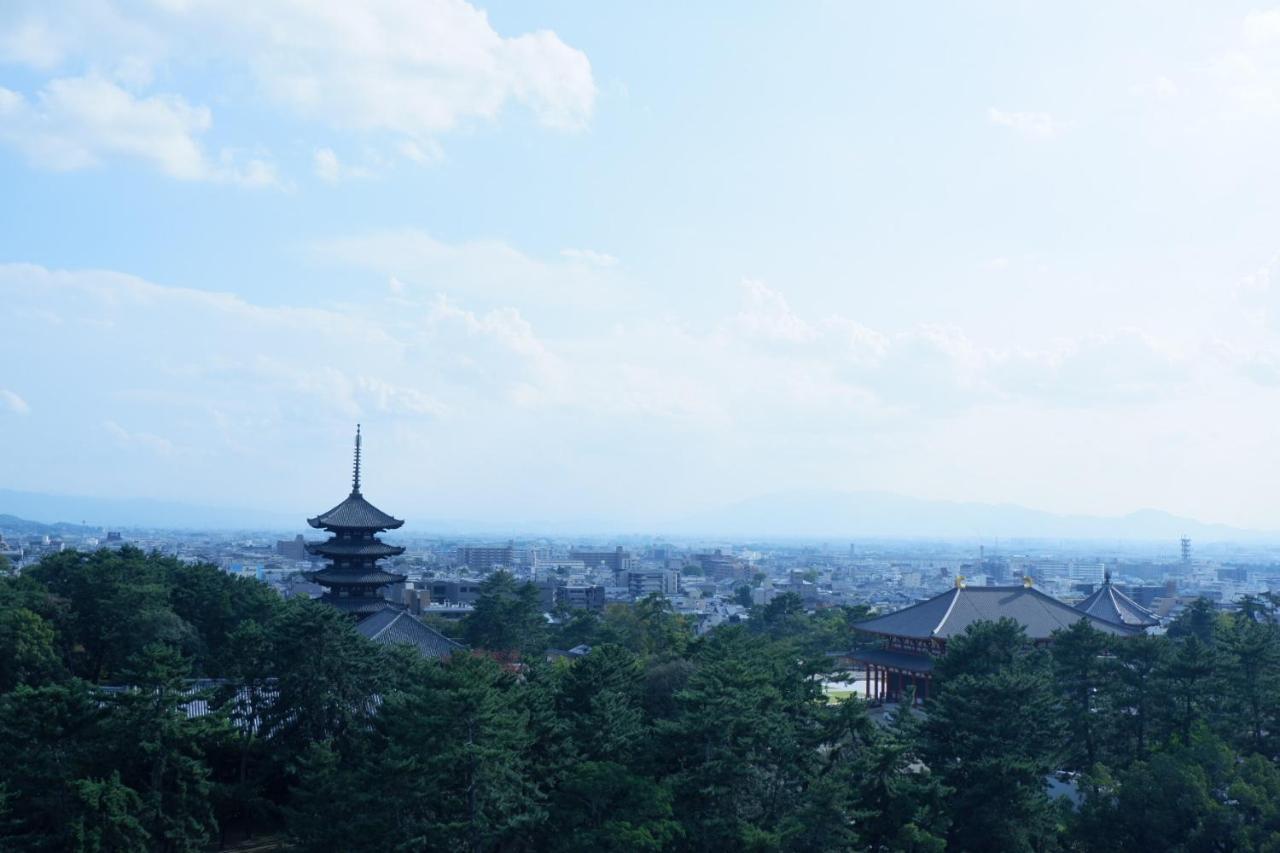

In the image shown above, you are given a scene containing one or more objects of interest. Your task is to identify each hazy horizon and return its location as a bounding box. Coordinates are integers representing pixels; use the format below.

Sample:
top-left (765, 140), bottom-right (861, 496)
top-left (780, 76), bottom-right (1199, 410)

top-left (6, 3), bottom-right (1280, 529)
top-left (2, 484), bottom-right (1275, 548)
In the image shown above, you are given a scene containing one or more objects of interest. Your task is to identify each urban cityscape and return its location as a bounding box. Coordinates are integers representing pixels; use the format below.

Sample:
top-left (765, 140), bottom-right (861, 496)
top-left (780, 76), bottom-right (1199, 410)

top-left (6, 503), bottom-right (1275, 653)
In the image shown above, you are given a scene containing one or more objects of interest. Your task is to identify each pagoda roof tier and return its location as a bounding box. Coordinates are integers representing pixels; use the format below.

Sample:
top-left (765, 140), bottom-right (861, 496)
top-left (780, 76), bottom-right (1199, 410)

top-left (1075, 579), bottom-right (1160, 628)
top-left (309, 568), bottom-right (406, 586)
top-left (307, 491), bottom-right (404, 531)
top-left (854, 584), bottom-right (1140, 641)
top-left (305, 540), bottom-right (405, 558)
top-left (323, 596), bottom-right (397, 616)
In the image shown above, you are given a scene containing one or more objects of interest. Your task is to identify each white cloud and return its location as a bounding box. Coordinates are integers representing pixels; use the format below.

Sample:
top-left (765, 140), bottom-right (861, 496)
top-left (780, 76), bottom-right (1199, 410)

top-left (103, 420), bottom-right (174, 455)
top-left (560, 248), bottom-right (618, 267)
top-left (0, 0), bottom-right (596, 175)
top-left (1243, 9), bottom-right (1280, 44)
top-left (1217, 9), bottom-right (1280, 116)
top-left (987, 107), bottom-right (1064, 140)
top-left (0, 255), bottom-right (1269, 524)
top-left (0, 17), bottom-right (65, 69)
top-left (226, 0), bottom-right (596, 136)
top-left (1129, 76), bottom-right (1179, 100)
top-left (313, 147), bottom-right (341, 182)
top-left (0, 75), bottom-right (277, 185)
top-left (0, 389), bottom-right (30, 415)
top-left (726, 279), bottom-right (817, 344)
top-left (312, 228), bottom-right (624, 311)
top-left (313, 146), bottom-right (372, 183)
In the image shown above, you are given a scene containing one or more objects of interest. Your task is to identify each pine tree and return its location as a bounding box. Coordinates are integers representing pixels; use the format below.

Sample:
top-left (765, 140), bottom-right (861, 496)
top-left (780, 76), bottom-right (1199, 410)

top-left (1050, 619), bottom-right (1115, 771)
top-left (462, 571), bottom-right (548, 657)
top-left (108, 644), bottom-right (217, 852)
top-left (925, 619), bottom-right (1061, 853)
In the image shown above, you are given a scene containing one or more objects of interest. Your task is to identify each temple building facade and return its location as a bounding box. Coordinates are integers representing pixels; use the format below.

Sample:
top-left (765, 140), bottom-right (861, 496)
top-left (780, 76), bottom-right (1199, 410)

top-left (305, 426), bottom-right (462, 659)
top-left (851, 577), bottom-right (1140, 705)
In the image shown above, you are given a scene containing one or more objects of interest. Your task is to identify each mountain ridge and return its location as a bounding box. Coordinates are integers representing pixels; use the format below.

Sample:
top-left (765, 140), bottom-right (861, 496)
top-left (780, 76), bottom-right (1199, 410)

top-left (0, 487), bottom-right (1271, 542)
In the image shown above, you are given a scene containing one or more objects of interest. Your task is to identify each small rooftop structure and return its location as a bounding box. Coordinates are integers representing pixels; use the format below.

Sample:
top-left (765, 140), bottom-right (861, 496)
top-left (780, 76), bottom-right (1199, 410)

top-left (1074, 568), bottom-right (1160, 628)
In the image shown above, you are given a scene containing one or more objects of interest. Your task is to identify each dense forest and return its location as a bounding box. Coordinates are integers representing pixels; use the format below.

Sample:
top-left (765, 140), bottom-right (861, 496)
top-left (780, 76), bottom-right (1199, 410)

top-left (3, 547), bottom-right (1280, 851)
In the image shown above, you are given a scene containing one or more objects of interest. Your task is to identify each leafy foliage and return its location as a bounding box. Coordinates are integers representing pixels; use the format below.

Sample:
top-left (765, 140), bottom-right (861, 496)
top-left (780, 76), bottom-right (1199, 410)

top-left (4, 550), bottom-right (1280, 851)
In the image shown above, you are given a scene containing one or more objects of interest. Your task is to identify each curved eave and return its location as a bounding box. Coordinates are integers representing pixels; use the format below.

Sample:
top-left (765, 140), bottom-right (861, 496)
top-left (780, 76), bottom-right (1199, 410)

top-left (306, 516), bottom-right (406, 531)
top-left (324, 598), bottom-right (396, 616)
top-left (852, 626), bottom-right (939, 640)
top-left (306, 542), bottom-right (406, 558)
top-left (306, 491), bottom-right (405, 531)
top-left (308, 570), bottom-right (407, 586)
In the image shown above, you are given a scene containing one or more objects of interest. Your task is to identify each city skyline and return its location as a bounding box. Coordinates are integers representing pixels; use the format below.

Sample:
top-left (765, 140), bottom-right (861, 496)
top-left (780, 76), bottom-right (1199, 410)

top-left (6, 2), bottom-right (1280, 529)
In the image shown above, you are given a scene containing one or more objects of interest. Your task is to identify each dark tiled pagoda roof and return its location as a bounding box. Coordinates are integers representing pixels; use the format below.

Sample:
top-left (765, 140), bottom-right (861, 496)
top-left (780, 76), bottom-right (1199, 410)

top-left (854, 584), bottom-right (1139, 641)
top-left (1075, 575), bottom-right (1160, 628)
top-left (306, 540), bottom-right (406, 558)
top-left (307, 492), bottom-right (404, 531)
top-left (327, 595), bottom-right (397, 617)
top-left (308, 568), bottom-right (406, 586)
top-left (356, 607), bottom-right (465, 659)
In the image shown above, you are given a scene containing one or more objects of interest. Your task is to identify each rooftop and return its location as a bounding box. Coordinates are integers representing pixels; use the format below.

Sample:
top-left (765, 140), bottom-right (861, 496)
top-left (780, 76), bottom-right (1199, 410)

top-left (853, 583), bottom-right (1140, 641)
top-left (307, 491), bottom-right (404, 531)
top-left (1075, 577), bottom-right (1160, 628)
top-left (356, 607), bottom-right (465, 659)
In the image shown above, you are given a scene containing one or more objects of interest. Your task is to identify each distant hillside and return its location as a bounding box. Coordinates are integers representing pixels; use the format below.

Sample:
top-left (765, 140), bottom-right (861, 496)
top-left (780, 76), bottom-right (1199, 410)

top-left (0, 513), bottom-right (96, 537)
top-left (668, 490), bottom-right (1273, 542)
top-left (1, 486), bottom-right (1271, 543)
top-left (0, 490), bottom-right (298, 532)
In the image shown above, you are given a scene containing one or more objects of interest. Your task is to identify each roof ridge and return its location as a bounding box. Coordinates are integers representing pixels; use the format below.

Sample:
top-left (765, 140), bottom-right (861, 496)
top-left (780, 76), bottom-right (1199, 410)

top-left (933, 586), bottom-right (962, 636)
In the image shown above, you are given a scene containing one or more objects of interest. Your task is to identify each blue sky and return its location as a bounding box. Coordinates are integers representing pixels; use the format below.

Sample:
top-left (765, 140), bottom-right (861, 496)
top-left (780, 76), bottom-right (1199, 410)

top-left (4, 1), bottom-right (1280, 530)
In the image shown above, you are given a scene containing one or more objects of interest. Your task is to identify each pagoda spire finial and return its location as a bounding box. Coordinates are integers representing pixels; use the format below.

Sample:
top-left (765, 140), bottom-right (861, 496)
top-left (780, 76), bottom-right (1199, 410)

top-left (1104, 564), bottom-right (1112, 584)
top-left (352, 424), bottom-right (362, 494)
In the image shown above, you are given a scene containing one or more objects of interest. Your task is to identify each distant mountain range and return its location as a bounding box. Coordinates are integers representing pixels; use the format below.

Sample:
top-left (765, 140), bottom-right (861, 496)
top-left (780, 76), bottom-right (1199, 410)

top-left (665, 490), bottom-right (1274, 542)
top-left (0, 486), bottom-right (1272, 543)
top-left (0, 489), bottom-right (298, 532)
top-left (0, 514), bottom-right (96, 537)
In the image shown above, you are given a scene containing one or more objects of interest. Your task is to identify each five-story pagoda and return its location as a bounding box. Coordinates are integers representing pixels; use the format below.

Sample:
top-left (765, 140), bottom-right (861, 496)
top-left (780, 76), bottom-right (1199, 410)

top-left (306, 425), bottom-right (406, 619)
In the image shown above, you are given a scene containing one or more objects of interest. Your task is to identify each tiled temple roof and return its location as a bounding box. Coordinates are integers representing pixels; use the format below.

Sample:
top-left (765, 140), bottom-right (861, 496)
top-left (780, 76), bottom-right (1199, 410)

top-left (357, 607), bottom-right (465, 659)
top-left (854, 584), bottom-right (1139, 641)
top-left (1075, 577), bottom-right (1160, 628)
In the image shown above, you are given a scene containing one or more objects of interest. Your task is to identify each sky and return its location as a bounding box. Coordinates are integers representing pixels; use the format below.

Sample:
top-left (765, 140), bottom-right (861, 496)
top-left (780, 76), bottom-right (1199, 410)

top-left (3, 1), bottom-right (1280, 530)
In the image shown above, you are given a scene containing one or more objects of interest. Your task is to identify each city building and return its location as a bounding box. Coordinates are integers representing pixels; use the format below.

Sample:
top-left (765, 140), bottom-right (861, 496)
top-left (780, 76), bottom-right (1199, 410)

top-left (568, 546), bottom-right (632, 575)
top-left (626, 569), bottom-right (679, 598)
top-left (276, 534), bottom-right (309, 561)
top-left (696, 549), bottom-right (744, 581)
top-left (556, 584), bottom-right (606, 611)
top-left (426, 579), bottom-right (485, 606)
top-left (456, 542), bottom-right (518, 572)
